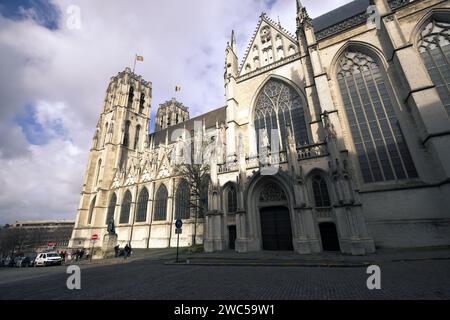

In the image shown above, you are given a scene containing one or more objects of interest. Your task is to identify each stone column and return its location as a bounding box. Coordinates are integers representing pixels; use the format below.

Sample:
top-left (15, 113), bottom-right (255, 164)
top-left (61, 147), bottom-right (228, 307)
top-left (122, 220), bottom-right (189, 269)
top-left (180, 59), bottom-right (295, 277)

top-left (167, 178), bottom-right (175, 248)
top-left (204, 210), bottom-right (227, 252)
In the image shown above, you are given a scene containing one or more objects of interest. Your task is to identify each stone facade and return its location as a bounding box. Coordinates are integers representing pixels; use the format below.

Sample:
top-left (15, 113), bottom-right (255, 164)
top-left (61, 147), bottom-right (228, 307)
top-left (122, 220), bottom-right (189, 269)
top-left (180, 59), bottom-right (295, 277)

top-left (70, 0), bottom-right (450, 255)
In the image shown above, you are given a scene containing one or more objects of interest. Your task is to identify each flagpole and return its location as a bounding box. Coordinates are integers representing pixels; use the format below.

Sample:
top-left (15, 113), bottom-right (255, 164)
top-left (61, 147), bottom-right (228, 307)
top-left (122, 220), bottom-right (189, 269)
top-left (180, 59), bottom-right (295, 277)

top-left (132, 54), bottom-right (137, 74)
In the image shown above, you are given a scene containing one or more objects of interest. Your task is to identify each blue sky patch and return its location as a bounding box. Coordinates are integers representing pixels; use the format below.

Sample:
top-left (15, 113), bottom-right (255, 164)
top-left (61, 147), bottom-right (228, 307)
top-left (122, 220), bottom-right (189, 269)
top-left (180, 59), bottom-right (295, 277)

top-left (0, 0), bottom-right (60, 30)
top-left (15, 104), bottom-right (67, 145)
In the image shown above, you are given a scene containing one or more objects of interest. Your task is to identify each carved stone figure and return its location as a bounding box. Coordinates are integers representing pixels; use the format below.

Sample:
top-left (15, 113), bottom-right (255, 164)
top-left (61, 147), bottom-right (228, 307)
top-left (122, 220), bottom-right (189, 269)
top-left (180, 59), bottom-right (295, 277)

top-left (107, 219), bottom-right (116, 235)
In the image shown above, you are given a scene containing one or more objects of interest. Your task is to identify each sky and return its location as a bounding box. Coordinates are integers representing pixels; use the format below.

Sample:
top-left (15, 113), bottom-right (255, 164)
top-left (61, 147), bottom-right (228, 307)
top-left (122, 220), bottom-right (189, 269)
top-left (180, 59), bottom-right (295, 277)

top-left (0, 0), bottom-right (353, 224)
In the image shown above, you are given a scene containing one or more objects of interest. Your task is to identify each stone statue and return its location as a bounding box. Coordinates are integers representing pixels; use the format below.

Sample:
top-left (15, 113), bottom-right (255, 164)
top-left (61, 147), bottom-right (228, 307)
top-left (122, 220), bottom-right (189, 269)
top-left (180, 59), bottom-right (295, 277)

top-left (323, 111), bottom-right (337, 140)
top-left (107, 219), bottom-right (116, 235)
top-left (261, 129), bottom-right (270, 149)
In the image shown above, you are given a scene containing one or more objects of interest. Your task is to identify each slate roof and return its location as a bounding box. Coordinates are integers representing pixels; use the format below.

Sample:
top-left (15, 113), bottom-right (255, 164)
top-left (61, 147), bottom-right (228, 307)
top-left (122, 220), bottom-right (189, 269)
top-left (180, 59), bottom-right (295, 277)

top-left (312, 0), bottom-right (370, 33)
top-left (150, 106), bottom-right (227, 146)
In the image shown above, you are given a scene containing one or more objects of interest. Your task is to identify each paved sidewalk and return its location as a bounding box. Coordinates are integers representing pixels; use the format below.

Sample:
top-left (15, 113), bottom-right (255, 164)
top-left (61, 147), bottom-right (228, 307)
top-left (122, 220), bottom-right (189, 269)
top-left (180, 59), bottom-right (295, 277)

top-left (64, 246), bottom-right (450, 268)
top-left (168, 246), bottom-right (450, 267)
top-left (66, 247), bottom-right (184, 266)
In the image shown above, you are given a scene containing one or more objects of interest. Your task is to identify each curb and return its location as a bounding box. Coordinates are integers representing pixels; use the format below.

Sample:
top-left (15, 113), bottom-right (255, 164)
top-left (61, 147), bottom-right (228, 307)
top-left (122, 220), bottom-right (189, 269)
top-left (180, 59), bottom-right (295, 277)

top-left (164, 261), bottom-right (372, 268)
top-left (164, 256), bottom-right (450, 268)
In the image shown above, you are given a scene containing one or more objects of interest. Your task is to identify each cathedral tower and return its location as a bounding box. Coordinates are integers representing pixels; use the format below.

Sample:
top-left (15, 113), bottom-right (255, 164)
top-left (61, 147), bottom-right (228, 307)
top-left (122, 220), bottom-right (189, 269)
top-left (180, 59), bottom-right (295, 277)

top-left (70, 67), bottom-right (152, 248)
top-left (155, 98), bottom-right (189, 131)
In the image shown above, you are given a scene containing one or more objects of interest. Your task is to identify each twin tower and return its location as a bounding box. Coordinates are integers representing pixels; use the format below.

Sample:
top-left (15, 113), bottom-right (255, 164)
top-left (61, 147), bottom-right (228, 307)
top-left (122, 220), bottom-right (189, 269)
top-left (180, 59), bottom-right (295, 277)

top-left (75, 67), bottom-right (187, 235)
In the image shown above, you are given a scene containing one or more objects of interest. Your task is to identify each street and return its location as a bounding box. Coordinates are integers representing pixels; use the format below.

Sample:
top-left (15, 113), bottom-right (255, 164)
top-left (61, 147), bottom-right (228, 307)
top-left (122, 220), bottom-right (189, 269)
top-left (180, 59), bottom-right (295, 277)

top-left (0, 257), bottom-right (449, 299)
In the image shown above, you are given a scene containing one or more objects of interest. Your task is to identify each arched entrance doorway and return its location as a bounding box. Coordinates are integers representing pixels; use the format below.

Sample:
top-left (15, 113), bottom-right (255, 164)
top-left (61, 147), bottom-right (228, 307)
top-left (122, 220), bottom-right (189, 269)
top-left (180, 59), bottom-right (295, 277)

top-left (319, 222), bottom-right (340, 252)
top-left (260, 206), bottom-right (293, 251)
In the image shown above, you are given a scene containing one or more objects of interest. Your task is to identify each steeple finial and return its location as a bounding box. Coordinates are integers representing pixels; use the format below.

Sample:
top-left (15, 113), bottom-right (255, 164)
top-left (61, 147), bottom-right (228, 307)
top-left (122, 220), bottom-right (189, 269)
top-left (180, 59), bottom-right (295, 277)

top-left (296, 0), bottom-right (303, 12)
top-left (296, 0), bottom-right (311, 29)
top-left (231, 30), bottom-right (237, 52)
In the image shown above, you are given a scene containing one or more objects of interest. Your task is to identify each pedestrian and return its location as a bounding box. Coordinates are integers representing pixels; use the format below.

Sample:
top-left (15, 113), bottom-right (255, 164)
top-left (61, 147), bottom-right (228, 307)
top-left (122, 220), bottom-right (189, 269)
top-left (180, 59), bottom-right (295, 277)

top-left (124, 244), bottom-right (129, 259)
top-left (114, 245), bottom-right (120, 258)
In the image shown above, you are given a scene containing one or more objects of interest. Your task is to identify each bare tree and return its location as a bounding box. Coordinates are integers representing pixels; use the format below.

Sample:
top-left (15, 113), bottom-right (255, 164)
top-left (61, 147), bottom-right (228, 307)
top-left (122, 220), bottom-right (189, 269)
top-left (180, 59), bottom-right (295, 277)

top-left (172, 131), bottom-right (214, 246)
top-left (174, 161), bottom-right (210, 246)
top-left (0, 227), bottom-right (28, 256)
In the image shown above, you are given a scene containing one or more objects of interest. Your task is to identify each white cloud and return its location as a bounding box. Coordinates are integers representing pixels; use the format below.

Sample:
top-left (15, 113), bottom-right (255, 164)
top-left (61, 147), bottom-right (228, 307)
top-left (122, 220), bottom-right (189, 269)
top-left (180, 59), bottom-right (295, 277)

top-left (0, 0), bottom-right (352, 224)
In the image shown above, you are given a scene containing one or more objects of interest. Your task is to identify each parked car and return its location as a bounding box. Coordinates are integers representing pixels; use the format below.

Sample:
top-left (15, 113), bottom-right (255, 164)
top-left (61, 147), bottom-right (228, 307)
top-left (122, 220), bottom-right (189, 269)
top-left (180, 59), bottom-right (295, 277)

top-left (35, 252), bottom-right (62, 267)
top-left (15, 256), bottom-right (32, 267)
top-left (28, 254), bottom-right (37, 267)
top-left (4, 256), bottom-right (16, 267)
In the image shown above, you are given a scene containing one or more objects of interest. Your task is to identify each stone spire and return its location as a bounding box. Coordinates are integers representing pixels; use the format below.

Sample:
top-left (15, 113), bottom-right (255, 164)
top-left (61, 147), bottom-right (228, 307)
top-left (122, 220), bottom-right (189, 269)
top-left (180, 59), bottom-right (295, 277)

top-left (296, 0), bottom-right (311, 29)
top-left (231, 30), bottom-right (237, 53)
top-left (225, 30), bottom-right (238, 79)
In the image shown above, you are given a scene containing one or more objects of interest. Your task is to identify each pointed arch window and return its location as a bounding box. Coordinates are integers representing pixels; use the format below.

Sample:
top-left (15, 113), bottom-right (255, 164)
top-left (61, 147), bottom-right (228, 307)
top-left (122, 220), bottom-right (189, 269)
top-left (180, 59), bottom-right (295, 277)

top-left (227, 185), bottom-right (237, 214)
top-left (312, 175), bottom-right (331, 207)
top-left (88, 196), bottom-right (96, 225)
top-left (95, 159), bottom-right (102, 187)
top-left (175, 180), bottom-right (190, 220)
top-left (139, 93), bottom-right (146, 113)
top-left (128, 86), bottom-right (134, 109)
top-left (337, 50), bottom-right (418, 183)
top-left (154, 185), bottom-right (168, 221)
top-left (119, 190), bottom-right (132, 224)
top-left (259, 182), bottom-right (287, 202)
top-left (123, 121), bottom-right (131, 147)
top-left (103, 122), bottom-right (109, 147)
top-left (135, 187), bottom-right (149, 223)
top-left (254, 78), bottom-right (309, 152)
top-left (134, 125), bottom-right (141, 150)
top-left (105, 193), bottom-right (117, 225)
top-left (200, 177), bottom-right (209, 217)
top-left (418, 18), bottom-right (450, 116)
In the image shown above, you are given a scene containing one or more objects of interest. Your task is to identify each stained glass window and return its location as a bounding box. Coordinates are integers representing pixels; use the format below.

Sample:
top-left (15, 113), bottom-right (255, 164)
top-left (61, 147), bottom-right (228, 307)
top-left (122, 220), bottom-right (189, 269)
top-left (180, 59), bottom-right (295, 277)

top-left (88, 196), bottom-right (96, 225)
top-left (175, 180), bottom-right (190, 220)
top-left (154, 185), bottom-right (168, 221)
top-left (418, 19), bottom-right (450, 116)
top-left (337, 50), bottom-right (418, 183)
top-left (227, 185), bottom-right (237, 213)
top-left (312, 175), bottom-right (331, 207)
top-left (200, 177), bottom-right (209, 218)
top-left (119, 190), bottom-right (132, 224)
top-left (135, 187), bottom-right (149, 223)
top-left (105, 193), bottom-right (117, 225)
top-left (254, 79), bottom-right (309, 151)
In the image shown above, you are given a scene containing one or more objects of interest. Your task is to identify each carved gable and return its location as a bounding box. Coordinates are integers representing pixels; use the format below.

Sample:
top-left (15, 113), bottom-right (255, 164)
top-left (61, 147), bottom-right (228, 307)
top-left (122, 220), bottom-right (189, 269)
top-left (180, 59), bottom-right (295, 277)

top-left (239, 14), bottom-right (298, 76)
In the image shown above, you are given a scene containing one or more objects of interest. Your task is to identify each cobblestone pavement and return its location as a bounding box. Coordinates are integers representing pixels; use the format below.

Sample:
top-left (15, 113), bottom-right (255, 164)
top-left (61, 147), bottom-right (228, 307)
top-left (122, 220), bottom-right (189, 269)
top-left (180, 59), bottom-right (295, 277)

top-left (0, 257), bottom-right (449, 300)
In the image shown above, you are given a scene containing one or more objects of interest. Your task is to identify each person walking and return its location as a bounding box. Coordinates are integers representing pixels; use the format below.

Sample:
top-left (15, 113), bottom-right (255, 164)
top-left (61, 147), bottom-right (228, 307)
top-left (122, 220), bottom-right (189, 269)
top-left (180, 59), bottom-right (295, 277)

top-left (123, 244), bottom-right (130, 259)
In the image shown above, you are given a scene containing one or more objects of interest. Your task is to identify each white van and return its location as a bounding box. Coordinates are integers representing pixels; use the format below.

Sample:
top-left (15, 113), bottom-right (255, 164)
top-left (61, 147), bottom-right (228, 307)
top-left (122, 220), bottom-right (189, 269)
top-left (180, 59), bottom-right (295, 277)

top-left (35, 252), bottom-right (62, 267)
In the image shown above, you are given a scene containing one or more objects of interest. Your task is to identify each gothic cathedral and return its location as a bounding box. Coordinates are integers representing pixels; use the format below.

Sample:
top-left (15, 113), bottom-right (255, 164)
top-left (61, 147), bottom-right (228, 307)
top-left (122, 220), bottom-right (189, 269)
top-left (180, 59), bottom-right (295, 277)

top-left (70, 0), bottom-right (450, 255)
